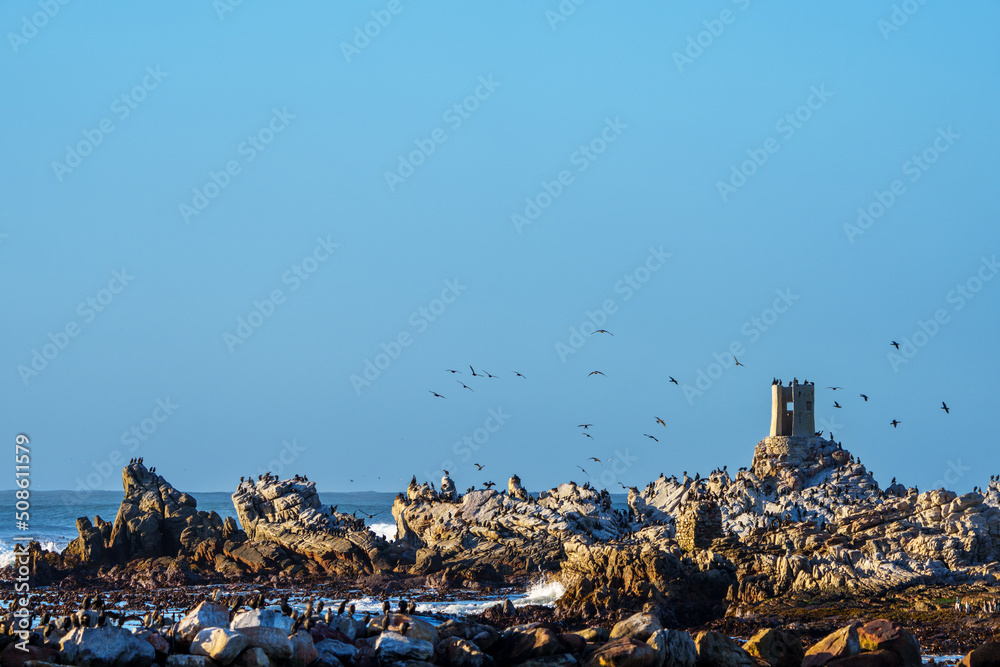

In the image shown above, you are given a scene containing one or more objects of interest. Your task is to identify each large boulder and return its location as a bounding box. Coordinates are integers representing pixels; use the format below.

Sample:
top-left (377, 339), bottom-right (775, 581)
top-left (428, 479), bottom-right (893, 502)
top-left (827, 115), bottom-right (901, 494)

top-left (584, 638), bottom-right (657, 667)
top-left (492, 626), bottom-right (571, 665)
top-left (692, 631), bottom-right (756, 667)
top-left (803, 625), bottom-right (861, 667)
top-left (959, 640), bottom-right (1000, 667)
top-left (190, 627), bottom-right (250, 665)
top-left (437, 636), bottom-right (495, 667)
top-left (58, 625), bottom-right (156, 667)
top-left (646, 630), bottom-right (696, 667)
top-left (610, 613), bottom-right (663, 642)
top-left (742, 628), bottom-right (804, 667)
top-left (856, 620), bottom-right (919, 667)
top-left (178, 602), bottom-right (231, 642)
top-left (374, 630), bottom-right (434, 664)
top-left (314, 639), bottom-right (356, 664)
top-left (232, 626), bottom-right (293, 662)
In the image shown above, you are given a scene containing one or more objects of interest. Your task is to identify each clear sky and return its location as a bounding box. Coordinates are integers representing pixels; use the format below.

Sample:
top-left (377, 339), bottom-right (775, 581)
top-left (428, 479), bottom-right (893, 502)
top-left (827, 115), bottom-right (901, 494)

top-left (3, 2), bottom-right (998, 496)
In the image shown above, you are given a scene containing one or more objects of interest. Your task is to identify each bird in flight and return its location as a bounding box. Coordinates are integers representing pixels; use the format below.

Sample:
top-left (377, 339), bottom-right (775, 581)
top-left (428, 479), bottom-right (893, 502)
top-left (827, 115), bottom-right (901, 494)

top-left (458, 381), bottom-right (474, 392)
top-left (891, 341), bottom-right (900, 349)
top-left (890, 419), bottom-right (901, 428)
top-left (577, 465), bottom-right (588, 475)
top-left (578, 424), bottom-right (592, 429)
top-left (588, 457), bottom-right (602, 464)
top-left (429, 391), bottom-right (446, 398)
top-left (514, 371), bottom-right (526, 378)
top-left (588, 371), bottom-right (606, 377)
top-left (828, 386), bottom-right (843, 391)
top-left (644, 434), bottom-right (659, 442)
top-left (474, 463), bottom-right (484, 470)
top-left (469, 365), bottom-right (479, 377)
top-left (734, 356), bottom-right (744, 367)
top-left (446, 369), bottom-right (460, 374)
top-left (656, 417), bottom-right (667, 427)
top-left (592, 329), bottom-right (613, 336)
top-left (582, 432), bottom-right (593, 439)
top-left (484, 370), bottom-right (497, 378)
top-left (357, 510), bottom-right (381, 519)
top-left (860, 394), bottom-right (869, 402)
top-left (941, 401), bottom-right (950, 414)
top-left (833, 401), bottom-right (842, 409)
top-left (669, 377), bottom-right (678, 385)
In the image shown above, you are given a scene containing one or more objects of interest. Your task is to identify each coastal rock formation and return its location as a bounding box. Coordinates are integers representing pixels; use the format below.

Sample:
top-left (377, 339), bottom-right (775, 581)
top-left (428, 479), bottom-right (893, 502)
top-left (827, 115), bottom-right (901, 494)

top-left (233, 476), bottom-right (396, 575)
top-left (392, 476), bottom-right (628, 584)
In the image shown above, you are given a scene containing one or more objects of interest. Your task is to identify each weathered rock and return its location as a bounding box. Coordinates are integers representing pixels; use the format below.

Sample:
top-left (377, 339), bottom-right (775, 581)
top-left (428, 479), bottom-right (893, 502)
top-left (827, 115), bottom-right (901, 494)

top-left (959, 639), bottom-right (1000, 667)
top-left (190, 627), bottom-right (250, 665)
top-left (610, 613), bottom-right (663, 642)
top-left (584, 637), bottom-right (657, 667)
top-left (58, 625), bottom-right (156, 667)
top-left (385, 615), bottom-right (439, 646)
top-left (803, 625), bottom-right (861, 667)
top-left (742, 628), bottom-right (804, 667)
top-left (692, 631), bottom-right (756, 667)
top-left (856, 620), bottom-right (919, 667)
top-left (437, 636), bottom-right (495, 667)
top-left (314, 638), bottom-right (356, 664)
top-left (374, 630), bottom-right (434, 664)
top-left (288, 630), bottom-right (319, 667)
top-left (232, 626), bottom-right (293, 662)
top-left (178, 602), bottom-right (231, 642)
top-left (646, 629), bottom-right (697, 667)
top-left (492, 626), bottom-right (570, 665)
top-left (232, 647), bottom-right (271, 667)
top-left (230, 609), bottom-right (292, 632)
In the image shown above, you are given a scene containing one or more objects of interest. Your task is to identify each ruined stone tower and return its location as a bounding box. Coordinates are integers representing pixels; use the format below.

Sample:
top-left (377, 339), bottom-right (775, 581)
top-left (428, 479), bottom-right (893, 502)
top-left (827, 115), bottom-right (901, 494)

top-left (769, 380), bottom-right (814, 437)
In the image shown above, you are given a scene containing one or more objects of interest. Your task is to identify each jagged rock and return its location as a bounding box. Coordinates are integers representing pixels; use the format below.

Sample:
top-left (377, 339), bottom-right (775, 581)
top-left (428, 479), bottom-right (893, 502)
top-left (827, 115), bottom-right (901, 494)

top-left (692, 631), bottom-right (756, 667)
top-left (803, 625), bottom-right (861, 667)
top-left (374, 630), bottom-right (434, 664)
top-left (654, 630), bottom-right (697, 667)
top-left (58, 625), bottom-right (156, 667)
top-left (583, 637), bottom-right (657, 667)
top-left (442, 473), bottom-right (458, 501)
top-left (190, 627), bottom-right (250, 665)
top-left (856, 620), bottom-right (919, 667)
top-left (62, 517), bottom-right (107, 564)
top-left (509, 475), bottom-right (529, 502)
top-left (742, 628), bottom-right (804, 667)
top-left (232, 476), bottom-right (392, 575)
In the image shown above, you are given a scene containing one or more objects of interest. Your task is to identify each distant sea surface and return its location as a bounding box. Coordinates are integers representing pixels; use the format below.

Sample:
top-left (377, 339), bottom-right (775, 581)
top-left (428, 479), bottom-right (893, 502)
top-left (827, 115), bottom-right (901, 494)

top-left (0, 490), bottom-right (399, 568)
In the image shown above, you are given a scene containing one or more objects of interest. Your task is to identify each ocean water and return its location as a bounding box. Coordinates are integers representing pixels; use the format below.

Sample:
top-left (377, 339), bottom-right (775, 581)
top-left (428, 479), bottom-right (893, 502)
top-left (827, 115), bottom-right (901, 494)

top-left (0, 490), bottom-right (398, 568)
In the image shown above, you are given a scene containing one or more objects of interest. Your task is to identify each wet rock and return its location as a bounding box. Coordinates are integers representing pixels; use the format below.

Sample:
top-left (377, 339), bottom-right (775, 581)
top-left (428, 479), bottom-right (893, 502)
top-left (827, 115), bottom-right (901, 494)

top-left (692, 631), bottom-right (756, 667)
top-left (584, 637), bottom-right (657, 667)
top-left (190, 627), bottom-right (249, 665)
top-left (374, 630), bottom-right (434, 664)
top-left (742, 628), bottom-right (804, 667)
top-left (58, 625), bottom-right (156, 667)
top-left (803, 625), bottom-right (861, 667)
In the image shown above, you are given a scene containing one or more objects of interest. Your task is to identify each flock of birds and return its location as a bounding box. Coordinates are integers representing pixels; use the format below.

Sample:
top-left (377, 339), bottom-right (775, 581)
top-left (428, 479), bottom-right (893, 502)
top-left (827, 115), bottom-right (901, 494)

top-left (2, 589), bottom-right (421, 643)
top-left (418, 336), bottom-right (956, 492)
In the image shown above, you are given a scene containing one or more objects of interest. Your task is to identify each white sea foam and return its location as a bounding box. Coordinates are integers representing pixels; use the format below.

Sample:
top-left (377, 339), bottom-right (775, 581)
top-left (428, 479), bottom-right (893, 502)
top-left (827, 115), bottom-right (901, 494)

top-left (0, 540), bottom-right (68, 569)
top-left (517, 578), bottom-right (566, 606)
top-left (369, 522), bottom-right (396, 541)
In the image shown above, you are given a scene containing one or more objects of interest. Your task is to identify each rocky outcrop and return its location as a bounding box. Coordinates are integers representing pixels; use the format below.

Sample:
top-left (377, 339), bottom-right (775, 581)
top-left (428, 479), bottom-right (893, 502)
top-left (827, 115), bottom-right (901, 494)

top-left (233, 476), bottom-right (396, 575)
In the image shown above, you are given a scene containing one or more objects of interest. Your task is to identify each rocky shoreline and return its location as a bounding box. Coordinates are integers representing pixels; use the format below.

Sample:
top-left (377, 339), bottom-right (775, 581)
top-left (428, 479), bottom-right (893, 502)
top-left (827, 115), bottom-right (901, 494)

top-left (3, 431), bottom-right (1000, 665)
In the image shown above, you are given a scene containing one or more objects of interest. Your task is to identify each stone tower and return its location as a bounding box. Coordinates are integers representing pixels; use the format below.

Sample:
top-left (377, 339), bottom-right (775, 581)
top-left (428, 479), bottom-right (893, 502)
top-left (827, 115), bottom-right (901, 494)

top-left (769, 380), bottom-right (814, 437)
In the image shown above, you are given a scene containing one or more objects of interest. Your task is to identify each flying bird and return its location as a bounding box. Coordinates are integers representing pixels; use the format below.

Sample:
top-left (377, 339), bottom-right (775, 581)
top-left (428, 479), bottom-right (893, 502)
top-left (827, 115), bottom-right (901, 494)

top-left (429, 391), bottom-right (446, 398)
top-left (458, 381), bottom-right (474, 392)
top-left (582, 432), bottom-right (593, 439)
top-left (891, 341), bottom-right (900, 349)
top-left (941, 401), bottom-right (950, 414)
top-left (484, 370), bottom-right (496, 378)
top-left (588, 457), bottom-right (602, 464)
top-left (828, 386), bottom-right (843, 391)
top-left (734, 356), bottom-right (744, 367)
top-left (860, 394), bottom-right (868, 402)
top-left (890, 420), bottom-right (901, 428)
top-left (656, 417), bottom-right (666, 427)
top-left (578, 424), bottom-right (592, 429)
top-left (474, 463), bottom-right (484, 470)
top-left (470, 365), bottom-right (478, 377)
top-left (644, 434), bottom-right (659, 442)
top-left (669, 377), bottom-right (678, 385)
top-left (588, 371), bottom-right (606, 377)
top-left (833, 402), bottom-right (842, 409)
top-left (514, 371), bottom-right (526, 378)
top-left (446, 369), bottom-right (460, 374)
top-left (577, 466), bottom-right (588, 475)
top-left (592, 329), bottom-right (613, 336)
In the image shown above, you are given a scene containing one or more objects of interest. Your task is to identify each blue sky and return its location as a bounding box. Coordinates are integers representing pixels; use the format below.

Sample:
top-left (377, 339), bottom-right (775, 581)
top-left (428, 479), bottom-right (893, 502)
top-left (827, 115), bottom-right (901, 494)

top-left (2, 2), bottom-right (998, 495)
